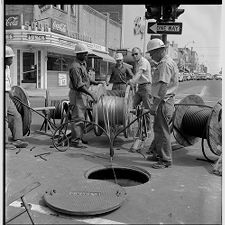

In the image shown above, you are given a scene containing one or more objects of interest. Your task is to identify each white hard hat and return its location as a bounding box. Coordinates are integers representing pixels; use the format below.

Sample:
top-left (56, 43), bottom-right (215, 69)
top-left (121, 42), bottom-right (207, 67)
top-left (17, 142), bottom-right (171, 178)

top-left (74, 43), bottom-right (90, 54)
top-left (5, 46), bottom-right (15, 57)
top-left (115, 53), bottom-right (123, 60)
top-left (146, 39), bottom-right (165, 52)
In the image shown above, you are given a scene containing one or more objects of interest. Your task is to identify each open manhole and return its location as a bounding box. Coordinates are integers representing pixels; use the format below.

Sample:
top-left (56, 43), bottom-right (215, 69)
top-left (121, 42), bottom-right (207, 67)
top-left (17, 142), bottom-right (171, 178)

top-left (85, 165), bottom-right (151, 187)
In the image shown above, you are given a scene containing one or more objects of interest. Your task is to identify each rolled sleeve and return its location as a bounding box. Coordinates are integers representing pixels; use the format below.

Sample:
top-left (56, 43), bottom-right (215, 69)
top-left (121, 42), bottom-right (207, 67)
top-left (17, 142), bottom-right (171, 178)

top-left (158, 62), bottom-right (171, 84)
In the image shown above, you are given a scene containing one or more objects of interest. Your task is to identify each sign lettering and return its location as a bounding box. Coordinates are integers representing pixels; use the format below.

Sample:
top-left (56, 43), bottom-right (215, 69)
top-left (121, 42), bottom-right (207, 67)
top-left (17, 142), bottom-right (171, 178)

top-left (5, 15), bottom-right (21, 29)
top-left (27, 34), bottom-right (46, 41)
top-left (51, 19), bottom-right (67, 35)
top-left (147, 22), bottom-right (182, 35)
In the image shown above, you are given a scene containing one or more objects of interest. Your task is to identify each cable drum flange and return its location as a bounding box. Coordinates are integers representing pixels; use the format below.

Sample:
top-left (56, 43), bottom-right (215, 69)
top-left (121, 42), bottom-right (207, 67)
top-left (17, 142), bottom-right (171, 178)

top-left (9, 86), bottom-right (32, 136)
top-left (173, 94), bottom-right (206, 146)
top-left (206, 99), bottom-right (222, 155)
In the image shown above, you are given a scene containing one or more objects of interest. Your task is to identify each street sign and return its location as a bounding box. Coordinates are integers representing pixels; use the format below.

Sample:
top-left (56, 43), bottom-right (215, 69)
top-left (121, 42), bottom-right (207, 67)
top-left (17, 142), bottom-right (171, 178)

top-left (147, 22), bottom-right (182, 34)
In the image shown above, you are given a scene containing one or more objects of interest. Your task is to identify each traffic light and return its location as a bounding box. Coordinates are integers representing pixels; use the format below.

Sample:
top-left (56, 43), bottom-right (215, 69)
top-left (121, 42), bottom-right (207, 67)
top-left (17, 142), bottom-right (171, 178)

top-left (145, 5), bottom-right (162, 21)
top-left (162, 4), bottom-right (185, 22)
top-left (162, 5), bottom-right (174, 21)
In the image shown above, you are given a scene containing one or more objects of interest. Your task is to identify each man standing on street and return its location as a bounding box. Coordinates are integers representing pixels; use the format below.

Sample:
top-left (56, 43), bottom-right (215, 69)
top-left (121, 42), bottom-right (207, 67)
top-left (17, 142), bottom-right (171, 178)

top-left (146, 39), bottom-right (179, 169)
top-left (108, 53), bottom-right (134, 91)
top-left (5, 46), bottom-right (28, 150)
top-left (69, 43), bottom-right (98, 148)
top-left (128, 47), bottom-right (152, 132)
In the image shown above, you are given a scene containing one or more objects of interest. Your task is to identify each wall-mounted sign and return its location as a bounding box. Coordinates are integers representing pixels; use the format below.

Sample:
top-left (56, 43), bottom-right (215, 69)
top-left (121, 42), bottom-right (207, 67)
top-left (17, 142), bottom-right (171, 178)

top-left (5, 15), bottom-right (21, 29)
top-left (58, 73), bottom-right (67, 86)
top-left (24, 20), bottom-right (50, 32)
top-left (133, 16), bottom-right (145, 39)
top-left (27, 34), bottom-right (46, 41)
top-left (51, 19), bottom-right (67, 35)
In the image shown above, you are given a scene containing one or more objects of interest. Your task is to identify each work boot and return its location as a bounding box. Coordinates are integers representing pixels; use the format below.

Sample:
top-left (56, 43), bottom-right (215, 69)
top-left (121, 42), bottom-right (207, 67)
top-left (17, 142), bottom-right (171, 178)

top-left (71, 139), bottom-right (87, 149)
top-left (13, 140), bottom-right (28, 148)
top-left (5, 143), bottom-right (17, 150)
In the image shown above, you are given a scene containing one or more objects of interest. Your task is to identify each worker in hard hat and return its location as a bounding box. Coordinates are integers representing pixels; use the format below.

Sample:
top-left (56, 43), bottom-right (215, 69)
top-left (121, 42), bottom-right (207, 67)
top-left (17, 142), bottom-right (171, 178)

top-left (145, 38), bottom-right (179, 169)
top-left (108, 53), bottom-right (134, 91)
top-left (128, 47), bottom-right (152, 134)
top-left (69, 43), bottom-right (98, 148)
top-left (5, 46), bottom-right (28, 150)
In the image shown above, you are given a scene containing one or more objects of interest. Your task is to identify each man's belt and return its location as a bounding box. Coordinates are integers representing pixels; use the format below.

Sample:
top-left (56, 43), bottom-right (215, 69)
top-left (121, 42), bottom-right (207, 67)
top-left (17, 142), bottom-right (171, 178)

top-left (139, 82), bottom-right (151, 85)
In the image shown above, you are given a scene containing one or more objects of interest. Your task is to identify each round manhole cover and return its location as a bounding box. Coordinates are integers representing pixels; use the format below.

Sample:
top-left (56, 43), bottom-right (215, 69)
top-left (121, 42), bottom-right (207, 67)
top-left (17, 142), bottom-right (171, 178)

top-left (43, 179), bottom-right (127, 216)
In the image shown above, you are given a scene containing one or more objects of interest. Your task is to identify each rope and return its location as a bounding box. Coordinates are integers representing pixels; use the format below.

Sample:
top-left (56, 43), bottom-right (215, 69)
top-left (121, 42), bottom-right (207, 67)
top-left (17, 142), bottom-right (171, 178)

top-left (181, 106), bottom-right (212, 139)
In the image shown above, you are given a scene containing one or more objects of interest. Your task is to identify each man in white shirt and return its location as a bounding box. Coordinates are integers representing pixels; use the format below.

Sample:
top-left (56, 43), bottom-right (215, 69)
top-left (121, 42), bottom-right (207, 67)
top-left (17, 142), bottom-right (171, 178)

top-left (128, 47), bottom-right (152, 133)
top-left (5, 46), bottom-right (28, 149)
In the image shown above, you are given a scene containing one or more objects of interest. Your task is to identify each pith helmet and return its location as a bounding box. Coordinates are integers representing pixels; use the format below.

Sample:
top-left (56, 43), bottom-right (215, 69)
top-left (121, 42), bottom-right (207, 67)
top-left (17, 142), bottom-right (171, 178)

top-left (74, 43), bottom-right (90, 54)
top-left (5, 46), bottom-right (15, 57)
top-left (146, 39), bottom-right (165, 52)
top-left (115, 53), bottom-right (123, 60)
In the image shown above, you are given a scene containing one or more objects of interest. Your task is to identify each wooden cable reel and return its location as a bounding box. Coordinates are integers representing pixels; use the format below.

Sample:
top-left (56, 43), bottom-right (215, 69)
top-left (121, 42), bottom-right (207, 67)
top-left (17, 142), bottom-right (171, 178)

top-left (9, 86), bottom-right (32, 136)
top-left (173, 95), bottom-right (222, 157)
top-left (92, 85), bottom-right (134, 138)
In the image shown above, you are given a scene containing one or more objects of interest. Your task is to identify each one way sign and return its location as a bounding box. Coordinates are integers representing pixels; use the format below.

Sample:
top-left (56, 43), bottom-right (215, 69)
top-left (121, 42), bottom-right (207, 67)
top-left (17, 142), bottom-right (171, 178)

top-left (147, 22), bottom-right (183, 35)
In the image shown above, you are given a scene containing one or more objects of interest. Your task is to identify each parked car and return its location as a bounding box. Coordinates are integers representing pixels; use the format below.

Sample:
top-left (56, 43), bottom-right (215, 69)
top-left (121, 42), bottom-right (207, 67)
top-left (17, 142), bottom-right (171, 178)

top-left (214, 74), bottom-right (222, 80)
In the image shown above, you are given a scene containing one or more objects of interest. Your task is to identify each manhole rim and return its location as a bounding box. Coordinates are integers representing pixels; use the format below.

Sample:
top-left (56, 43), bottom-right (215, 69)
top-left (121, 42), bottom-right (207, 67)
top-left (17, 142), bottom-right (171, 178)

top-left (84, 164), bottom-right (151, 182)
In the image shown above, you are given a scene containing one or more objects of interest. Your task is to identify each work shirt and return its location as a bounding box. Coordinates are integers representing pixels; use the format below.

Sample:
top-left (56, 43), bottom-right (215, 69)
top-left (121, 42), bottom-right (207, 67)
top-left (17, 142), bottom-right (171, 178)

top-left (109, 63), bottom-right (133, 84)
top-left (69, 59), bottom-right (90, 91)
top-left (152, 55), bottom-right (179, 101)
top-left (131, 56), bottom-right (151, 84)
top-left (5, 65), bottom-right (12, 92)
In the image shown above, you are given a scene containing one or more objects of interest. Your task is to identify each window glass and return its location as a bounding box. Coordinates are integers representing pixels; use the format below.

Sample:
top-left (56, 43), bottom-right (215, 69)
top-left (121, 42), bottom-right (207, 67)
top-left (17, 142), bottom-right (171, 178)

top-left (22, 52), bottom-right (36, 83)
top-left (47, 54), bottom-right (73, 71)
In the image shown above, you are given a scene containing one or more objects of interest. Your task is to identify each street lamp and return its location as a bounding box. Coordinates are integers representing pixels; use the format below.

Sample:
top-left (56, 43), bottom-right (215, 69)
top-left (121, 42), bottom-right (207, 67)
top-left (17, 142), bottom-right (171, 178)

top-left (183, 40), bottom-right (195, 72)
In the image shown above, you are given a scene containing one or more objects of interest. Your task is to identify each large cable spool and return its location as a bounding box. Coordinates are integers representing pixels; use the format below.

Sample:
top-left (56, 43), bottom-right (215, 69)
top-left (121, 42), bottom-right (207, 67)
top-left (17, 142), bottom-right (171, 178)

top-left (9, 86), bottom-right (32, 136)
top-left (93, 85), bottom-right (134, 138)
top-left (173, 95), bottom-right (222, 156)
top-left (89, 84), bottom-right (107, 136)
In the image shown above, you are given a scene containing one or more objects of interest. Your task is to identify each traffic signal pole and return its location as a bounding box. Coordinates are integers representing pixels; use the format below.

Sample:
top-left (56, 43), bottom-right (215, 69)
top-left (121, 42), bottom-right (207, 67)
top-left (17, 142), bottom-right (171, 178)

top-left (162, 34), bottom-right (167, 45)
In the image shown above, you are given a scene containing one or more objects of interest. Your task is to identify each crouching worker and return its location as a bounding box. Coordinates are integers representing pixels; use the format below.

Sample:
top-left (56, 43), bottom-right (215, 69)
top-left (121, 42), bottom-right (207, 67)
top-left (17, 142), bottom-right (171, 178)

top-left (69, 43), bottom-right (99, 148)
top-left (5, 46), bottom-right (28, 150)
top-left (146, 39), bottom-right (179, 169)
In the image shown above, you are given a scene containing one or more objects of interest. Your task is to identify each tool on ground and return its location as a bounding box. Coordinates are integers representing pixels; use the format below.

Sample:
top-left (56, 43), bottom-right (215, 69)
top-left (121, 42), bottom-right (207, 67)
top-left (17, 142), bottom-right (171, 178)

top-left (6, 181), bottom-right (41, 224)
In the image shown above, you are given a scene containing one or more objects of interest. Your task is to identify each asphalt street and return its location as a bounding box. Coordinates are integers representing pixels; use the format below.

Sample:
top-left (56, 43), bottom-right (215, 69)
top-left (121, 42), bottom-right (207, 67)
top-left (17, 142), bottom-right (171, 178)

top-left (5, 80), bottom-right (222, 224)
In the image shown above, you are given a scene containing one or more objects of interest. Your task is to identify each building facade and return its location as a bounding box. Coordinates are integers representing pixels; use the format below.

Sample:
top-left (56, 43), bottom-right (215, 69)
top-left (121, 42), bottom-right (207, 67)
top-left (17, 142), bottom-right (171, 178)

top-left (5, 5), bottom-right (124, 90)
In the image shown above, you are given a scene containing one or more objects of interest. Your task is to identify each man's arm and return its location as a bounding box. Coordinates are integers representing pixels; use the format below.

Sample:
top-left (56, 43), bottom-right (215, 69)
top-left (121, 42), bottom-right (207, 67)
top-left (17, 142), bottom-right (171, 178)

top-left (128, 69), bottom-right (143, 85)
top-left (150, 81), bottom-right (167, 115)
top-left (78, 86), bottom-right (97, 103)
top-left (126, 67), bottom-right (134, 80)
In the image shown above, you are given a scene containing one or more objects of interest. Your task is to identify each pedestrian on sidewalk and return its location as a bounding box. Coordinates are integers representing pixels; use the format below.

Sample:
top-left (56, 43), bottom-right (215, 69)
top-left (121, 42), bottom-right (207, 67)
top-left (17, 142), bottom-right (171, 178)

top-left (5, 46), bottom-right (28, 150)
top-left (69, 43), bottom-right (99, 148)
top-left (145, 39), bottom-right (179, 169)
top-left (128, 47), bottom-right (153, 138)
top-left (108, 53), bottom-right (134, 91)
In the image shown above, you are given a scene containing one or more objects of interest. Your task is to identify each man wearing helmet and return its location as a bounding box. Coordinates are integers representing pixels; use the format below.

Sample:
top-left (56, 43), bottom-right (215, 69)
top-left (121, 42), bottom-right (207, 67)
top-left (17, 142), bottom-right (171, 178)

top-left (146, 38), bottom-right (179, 169)
top-left (69, 43), bottom-right (98, 148)
top-left (108, 53), bottom-right (134, 91)
top-left (5, 46), bottom-right (28, 150)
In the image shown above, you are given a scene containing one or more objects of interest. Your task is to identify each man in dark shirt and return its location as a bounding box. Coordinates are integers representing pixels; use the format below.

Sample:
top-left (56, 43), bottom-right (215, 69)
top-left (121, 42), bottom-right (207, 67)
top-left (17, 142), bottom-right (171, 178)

top-left (108, 53), bottom-right (134, 91)
top-left (69, 43), bottom-right (99, 148)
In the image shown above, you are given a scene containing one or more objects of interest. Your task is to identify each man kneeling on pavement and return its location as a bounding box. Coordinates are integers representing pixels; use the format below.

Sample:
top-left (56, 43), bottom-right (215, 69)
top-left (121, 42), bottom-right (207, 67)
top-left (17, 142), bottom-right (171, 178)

top-left (5, 46), bottom-right (28, 150)
top-left (146, 39), bottom-right (179, 169)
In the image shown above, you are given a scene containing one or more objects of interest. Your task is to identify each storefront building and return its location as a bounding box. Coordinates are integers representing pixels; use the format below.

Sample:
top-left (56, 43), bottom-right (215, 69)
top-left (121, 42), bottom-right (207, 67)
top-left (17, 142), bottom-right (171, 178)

top-left (5, 5), bottom-right (124, 90)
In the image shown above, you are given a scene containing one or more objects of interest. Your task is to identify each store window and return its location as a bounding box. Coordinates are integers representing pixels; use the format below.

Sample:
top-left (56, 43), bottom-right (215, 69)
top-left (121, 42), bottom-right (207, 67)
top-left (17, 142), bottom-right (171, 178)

top-left (22, 52), bottom-right (36, 83)
top-left (47, 54), bottom-right (73, 71)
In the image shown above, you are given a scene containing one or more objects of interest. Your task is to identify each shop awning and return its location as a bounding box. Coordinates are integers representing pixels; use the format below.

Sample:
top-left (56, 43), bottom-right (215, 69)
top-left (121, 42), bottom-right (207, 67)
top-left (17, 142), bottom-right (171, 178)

top-left (89, 51), bottom-right (116, 64)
